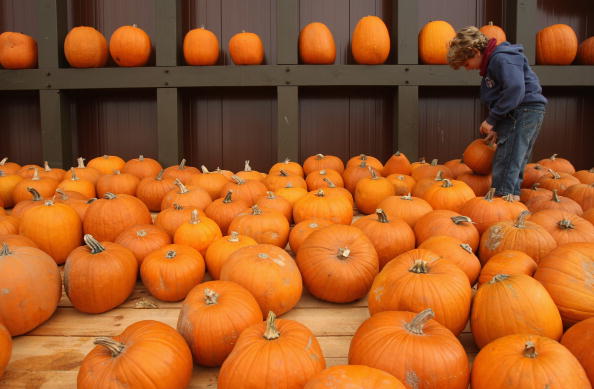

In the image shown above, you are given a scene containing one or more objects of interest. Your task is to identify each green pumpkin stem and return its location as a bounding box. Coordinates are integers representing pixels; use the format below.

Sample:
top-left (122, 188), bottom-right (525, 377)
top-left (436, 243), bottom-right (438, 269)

top-left (263, 311), bottom-right (280, 340)
top-left (84, 234), bottom-right (105, 254)
top-left (204, 288), bottom-right (219, 305)
top-left (94, 337), bottom-right (126, 357)
top-left (404, 308), bottom-right (435, 335)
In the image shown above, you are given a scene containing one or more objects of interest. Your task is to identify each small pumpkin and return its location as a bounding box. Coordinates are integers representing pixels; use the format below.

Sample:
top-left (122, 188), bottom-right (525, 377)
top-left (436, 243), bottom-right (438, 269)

top-left (0, 31), bottom-right (37, 69)
top-left (0, 233), bottom-right (38, 249)
top-left (418, 235), bottom-right (481, 284)
top-left (564, 183), bottom-right (594, 211)
top-left (444, 158), bottom-right (472, 178)
top-left (64, 26), bottom-right (108, 68)
top-left (12, 168), bottom-right (58, 204)
top-left (204, 190), bottom-right (250, 234)
top-left (229, 31), bottom-right (264, 65)
top-left (269, 158), bottom-right (304, 177)
top-left (109, 24), bottom-right (152, 67)
top-left (457, 171), bottom-right (492, 196)
top-left (459, 187), bottom-right (512, 233)
top-left (163, 158), bottom-right (200, 183)
top-left (0, 170), bottom-right (23, 208)
top-left (463, 139), bottom-right (496, 175)
top-left (522, 163), bottom-right (548, 188)
top-left (304, 365), bottom-right (405, 389)
top-left (577, 36), bottom-right (594, 65)
top-left (96, 170), bottom-right (139, 198)
top-left (57, 168), bottom-right (96, 198)
top-left (0, 157), bottom-right (21, 175)
top-left (136, 170), bottom-right (177, 212)
top-left (64, 157), bottom-right (101, 184)
top-left (227, 205), bottom-right (289, 248)
top-left (351, 16), bottom-right (390, 64)
top-left (422, 178), bottom-right (476, 213)
top-left (303, 154), bottom-right (344, 175)
top-left (204, 232), bottom-right (257, 280)
top-left (382, 151), bottom-right (411, 176)
top-left (114, 224), bottom-right (171, 265)
top-left (529, 209), bottom-right (594, 246)
top-left (573, 167), bottom-right (594, 185)
top-left (477, 250), bottom-right (537, 285)
top-left (479, 21), bottom-right (506, 45)
top-left (121, 155), bottom-right (162, 179)
top-left (255, 191), bottom-right (292, 222)
top-left (219, 175), bottom-right (267, 206)
top-left (299, 22), bottom-right (336, 64)
top-left (305, 169), bottom-right (344, 191)
top-left (293, 189), bottom-right (353, 225)
top-left (183, 26), bottom-right (219, 65)
top-left (377, 194), bottom-right (433, 228)
top-left (385, 173), bottom-right (415, 196)
top-left (189, 165), bottom-right (231, 200)
top-left (173, 209), bottom-right (223, 255)
top-left (538, 154), bottom-right (576, 174)
top-left (154, 203), bottom-right (201, 238)
top-left (414, 210), bottom-right (480, 251)
top-left (536, 24), bottom-right (578, 65)
top-left (0, 216), bottom-right (18, 235)
top-left (418, 20), bottom-right (456, 64)
top-left (161, 179), bottom-right (212, 211)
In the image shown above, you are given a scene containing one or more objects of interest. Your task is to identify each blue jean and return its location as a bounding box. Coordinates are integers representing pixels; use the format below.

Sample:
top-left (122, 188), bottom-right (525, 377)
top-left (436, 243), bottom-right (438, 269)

top-left (491, 103), bottom-right (546, 196)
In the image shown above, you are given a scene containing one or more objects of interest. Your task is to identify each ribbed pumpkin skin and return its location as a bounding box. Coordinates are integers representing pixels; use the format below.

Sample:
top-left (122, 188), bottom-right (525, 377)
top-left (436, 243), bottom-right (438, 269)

top-left (78, 320), bottom-right (193, 389)
top-left (348, 310), bottom-right (470, 389)
top-left (204, 233), bottom-right (257, 280)
top-left (536, 24), bottom-right (578, 65)
top-left (477, 249), bottom-right (537, 285)
top-left (177, 280), bottom-right (262, 366)
top-left (0, 31), bottom-right (37, 69)
top-left (184, 27), bottom-right (219, 65)
top-left (304, 365), bottom-right (405, 389)
top-left (109, 25), bottom-right (152, 67)
top-left (471, 274), bottom-right (563, 348)
top-left (229, 32), bottom-right (264, 65)
top-left (0, 322), bottom-right (11, 378)
top-left (418, 20), bottom-right (456, 64)
top-left (64, 26), bottom-right (108, 68)
top-left (561, 317), bottom-right (594, 384)
top-left (471, 334), bottom-right (591, 389)
top-left (418, 235), bottom-right (481, 284)
top-left (577, 36), bottom-right (594, 65)
top-left (299, 22), bottom-right (336, 64)
top-left (351, 16), bottom-right (390, 64)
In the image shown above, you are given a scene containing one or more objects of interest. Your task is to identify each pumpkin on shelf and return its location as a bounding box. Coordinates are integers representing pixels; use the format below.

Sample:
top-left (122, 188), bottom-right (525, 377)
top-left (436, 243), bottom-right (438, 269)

top-left (64, 26), bottom-right (108, 68)
top-left (577, 36), bottom-right (594, 65)
top-left (229, 31), bottom-right (264, 65)
top-left (109, 24), bottom-right (152, 67)
top-left (177, 280), bottom-right (262, 366)
top-left (183, 26), bottom-right (219, 65)
top-left (418, 20), bottom-right (456, 64)
top-left (299, 22), bottom-right (336, 64)
top-left (87, 155), bottom-right (126, 175)
top-left (477, 250), bottom-right (537, 285)
top-left (0, 31), bottom-right (37, 69)
top-left (304, 365), bottom-right (405, 389)
top-left (204, 190), bottom-right (250, 235)
top-left (64, 234), bottom-right (137, 314)
top-left (561, 317), bottom-right (594, 384)
top-left (536, 24), bottom-right (578, 65)
top-left (351, 16), bottom-right (390, 64)
top-left (78, 320), bottom-right (192, 389)
top-left (114, 224), bottom-right (171, 265)
top-left (173, 209), bottom-right (223, 255)
top-left (0, 243), bottom-right (61, 336)
top-left (479, 21), bottom-right (506, 45)
top-left (204, 232), bottom-right (257, 280)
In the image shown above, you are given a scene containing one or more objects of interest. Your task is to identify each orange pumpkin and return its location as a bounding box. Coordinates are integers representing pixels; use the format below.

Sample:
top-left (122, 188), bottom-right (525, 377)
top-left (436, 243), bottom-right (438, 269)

top-left (418, 20), bottom-right (456, 64)
top-left (577, 36), bottom-right (594, 65)
top-left (522, 163), bottom-right (548, 188)
top-left (573, 167), bottom-right (594, 184)
top-left (293, 189), bottom-right (353, 225)
top-left (457, 171), bottom-right (492, 196)
top-left (154, 203), bottom-right (201, 238)
top-left (561, 317), bottom-right (594, 384)
top-left (422, 178), bottom-right (476, 213)
top-left (64, 157), bottom-right (101, 184)
top-left (463, 138), bottom-right (496, 175)
top-left (183, 27), bottom-right (219, 65)
top-left (444, 158), bottom-right (472, 178)
top-left (109, 24), bottom-right (152, 67)
top-left (269, 158), bottom-right (304, 177)
top-left (305, 169), bottom-right (344, 191)
top-left (163, 158), bottom-right (200, 183)
top-left (0, 31), bottom-right (37, 69)
top-left (351, 16), bottom-right (390, 64)
top-left (64, 26), bottom-right (108, 68)
top-left (173, 209), bottom-right (223, 255)
top-left (299, 22), bottom-right (336, 64)
top-left (58, 168), bottom-right (96, 199)
top-left (377, 194), bottom-right (433, 228)
top-left (304, 365), bottom-right (405, 389)
top-left (219, 175), bottom-right (267, 206)
top-left (385, 174), bottom-right (415, 195)
top-left (536, 24), bottom-right (578, 65)
top-left (136, 170), bottom-right (177, 212)
top-left (459, 187), bottom-right (512, 233)
top-left (477, 250), bottom-right (537, 285)
top-left (564, 183), bottom-right (594, 211)
top-left (0, 170), bottom-right (23, 208)
top-left (229, 31), bottom-right (264, 65)
top-left (227, 205), bottom-right (289, 248)
top-left (161, 179), bottom-right (212, 211)
top-left (0, 234), bottom-right (38, 249)
top-left (414, 210), bottom-right (480, 251)
top-left (418, 235), bottom-right (481, 284)
top-left (529, 209), bottom-right (594, 246)
top-left (87, 155), bottom-right (126, 175)
top-left (0, 157), bottom-right (20, 175)
top-left (204, 232), bottom-right (257, 280)
top-left (354, 168), bottom-right (395, 214)
top-left (288, 218), bottom-right (333, 254)
top-left (382, 151), bottom-right (411, 176)
top-left (121, 155), bottom-right (162, 179)
top-left (12, 168), bottom-right (58, 204)
top-left (114, 224), bottom-right (171, 265)
top-left (96, 170), bottom-right (140, 198)
top-left (303, 154), bottom-right (345, 175)
top-left (538, 153), bottom-right (576, 174)
top-left (255, 191), bottom-right (292, 222)
top-left (204, 190), bottom-right (250, 234)
top-left (189, 166), bottom-right (231, 200)
top-left (0, 322), bottom-right (10, 378)
top-left (479, 21), bottom-right (506, 45)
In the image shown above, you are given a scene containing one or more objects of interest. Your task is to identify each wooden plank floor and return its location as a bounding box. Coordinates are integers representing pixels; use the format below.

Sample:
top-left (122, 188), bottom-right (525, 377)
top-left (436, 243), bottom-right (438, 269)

top-left (0, 275), bottom-right (479, 389)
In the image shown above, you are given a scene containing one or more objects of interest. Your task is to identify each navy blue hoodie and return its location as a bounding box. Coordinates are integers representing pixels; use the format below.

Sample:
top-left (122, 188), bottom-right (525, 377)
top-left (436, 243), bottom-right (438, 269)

top-left (481, 42), bottom-right (547, 126)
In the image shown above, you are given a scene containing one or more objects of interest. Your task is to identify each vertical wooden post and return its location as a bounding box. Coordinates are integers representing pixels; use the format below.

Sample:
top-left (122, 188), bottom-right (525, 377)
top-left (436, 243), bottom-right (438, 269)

top-left (155, 0), bottom-right (181, 66)
top-left (395, 86), bottom-right (420, 160)
top-left (505, 0), bottom-right (536, 65)
top-left (39, 90), bottom-right (72, 168)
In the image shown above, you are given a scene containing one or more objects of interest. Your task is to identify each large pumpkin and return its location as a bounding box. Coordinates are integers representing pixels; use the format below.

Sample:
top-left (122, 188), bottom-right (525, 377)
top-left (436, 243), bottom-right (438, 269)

top-left (536, 24), bottom-right (578, 65)
top-left (351, 16), bottom-right (390, 64)
top-left (529, 209), bottom-right (594, 246)
top-left (297, 224), bottom-right (378, 303)
top-left (121, 155), bottom-right (162, 180)
top-left (184, 27), bottom-right (219, 65)
top-left (78, 320), bottom-right (193, 389)
top-left (304, 365), bottom-right (405, 389)
top-left (174, 209), bottom-right (223, 255)
top-left (0, 31), bottom-right (37, 69)
top-left (459, 187), bottom-right (511, 233)
top-left (229, 31), bottom-right (264, 65)
top-left (471, 334), bottom-right (591, 389)
top-left (177, 280), bottom-right (262, 366)
top-left (218, 312), bottom-right (325, 388)
top-left (377, 194), bottom-right (433, 228)
top-left (64, 26), bottom-right (108, 68)
top-left (109, 24), bottom-right (152, 67)
top-left (349, 309), bottom-right (470, 388)
top-left (299, 22), bottom-right (336, 64)
top-left (561, 317), bottom-right (594, 384)
top-left (418, 20), bottom-right (456, 64)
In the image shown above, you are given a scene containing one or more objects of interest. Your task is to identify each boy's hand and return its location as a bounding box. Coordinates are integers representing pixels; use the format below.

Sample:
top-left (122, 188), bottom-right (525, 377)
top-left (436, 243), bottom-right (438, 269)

top-left (480, 120), bottom-right (497, 144)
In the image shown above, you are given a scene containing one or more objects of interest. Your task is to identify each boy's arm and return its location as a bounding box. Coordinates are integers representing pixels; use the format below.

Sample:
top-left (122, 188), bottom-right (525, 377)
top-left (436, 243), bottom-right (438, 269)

top-left (486, 57), bottom-right (525, 126)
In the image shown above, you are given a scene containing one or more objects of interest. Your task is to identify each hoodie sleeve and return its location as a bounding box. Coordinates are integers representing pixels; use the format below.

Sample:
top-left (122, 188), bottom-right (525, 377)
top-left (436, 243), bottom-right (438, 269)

top-left (486, 56), bottom-right (525, 126)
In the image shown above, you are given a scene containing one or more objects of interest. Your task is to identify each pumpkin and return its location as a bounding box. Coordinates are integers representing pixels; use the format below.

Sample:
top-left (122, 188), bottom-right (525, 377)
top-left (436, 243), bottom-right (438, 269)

top-left (411, 170), bottom-right (445, 198)
top-left (78, 320), bottom-right (192, 389)
top-left (522, 163), bottom-right (548, 188)
top-left (64, 26), bottom-right (108, 68)
top-left (64, 157), bottom-right (101, 184)
top-left (288, 218), bottom-right (333, 254)
top-left (529, 209), bottom-right (594, 245)
top-left (352, 209), bottom-right (415, 270)
top-left (351, 16), bottom-right (390, 64)
top-left (0, 322), bottom-right (10, 378)
top-left (303, 154), bottom-right (345, 175)
top-left (538, 153), bottom-right (576, 174)
top-left (184, 26), bottom-right (219, 65)
top-left (121, 155), bottom-right (162, 179)
top-left (479, 21), bottom-right (506, 45)
top-left (83, 193), bottom-right (151, 242)
top-left (573, 167), bottom-right (594, 184)
top-left (163, 158), bottom-right (200, 183)
top-left (263, 169), bottom-right (307, 192)
top-left (343, 161), bottom-right (374, 194)
top-left (255, 191), bottom-right (292, 222)
top-left (178, 280), bottom-right (262, 366)
top-left (418, 20), bottom-right (456, 64)
top-left (219, 311), bottom-right (325, 388)
top-left (459, 187), bottom-right (511, 233)
top-left (577, 36), bottom-right (594, 64)
top-left (536, 24), bottom-right (578, 65)
top-left (269, 158), bottom-right (304, 177)
top-left (377, 194), bottom-right (433, 227)
top-left (154, 203), bottom-right (201, 238)
top-left (422, 178), bottom-right (475, 213)
top-left (368, 249), bottom-right (471, 335)
top-left (229, 31), bottom-right (264, 65)
top-left (418, 235), bottom-right (481, 284)
top-left (463, 138), bottom-right (496, 175)
top-left (96, 170), bottom-right (139, 198)
top-left (538, 169), bottom-right (580, 195)
top-left (12, 168), bottom-right (58, 204)
top-left (58, 168), bottom-right (96, 198)
top-left (479, 211), bottom-right (557, 265)
top-left (477, 250), bottom-right (537, 285)
top-left (53, 189), bottom-right (93, 220)
top-left (161, 179), bottom-right (212, 211)
top-left (189, 165), bottom-right (231, 200)
top-left (347, 154), bottom-right (384, 172)
top-left (18, 164), bottom-right (42, 178)
top-left (414, 210), bottom-right (480, 251)
top-left (10, 187), bottom-right (44, 219)
top-left (0, 31), bottom-right (37, 69)
top-left (0, 244), bottom-right (61, 335)
top-left (227, 205), bottom-right (289, 248)
top-left (297, 224), bottom-right (378, 303)
top-left (564, 183), bottom-right (594, 211)
top-left (64, 234), bottom-right (137, 313)
top-left (0, 170), bottom-right (23, 208)
top-left (534, 242), bottom-right (594, 325)
top-left (320, 177), bottom-right (354, 206)
top-left (140, 244), bottom-right (205, 301)
top-left (0, 233), bottom-right (38, 249)
top-left (411, 159), bottom-right (453, 181)
top-left (354, 168), bottom-right (395, 214)
top-left (305, 169), bottom-right (344, 191)
top-left (136, 170), bottom-right (177, 212)
top-left (304, 365), bottom-right (405, 389)
top-left (386, 173), bottom-right (415, 196)
top-left (19, 200), bottom-right (82, 265)
top-left (87, 154), bottom-right (126, 175)
top-left (471, 274), bottom-right (563, 348)
top-left (349, 309), bottom-right (470, 388)
top-left (114, 224), bottom-right (171, 265)
top-left (219, 175), bottom-right (267, 206)
top-left (204, 232), bottom-right (257, 280)
top-left (0, 157), bottom-right (20, 175)
top-left (382, 151), bottom-right (411, 176)
top-left (109, 24), bottom-right (152, 67)
top-left (293, 189), bottom-right (353, 225)
top-left (471, 334), bottom-right (591, 389)
top-left (0, 215), bottom-right (18, 235)
top-left (561, 317), bottom-right (594, 384)
top-left (174, 209), bottom-right (223, 255)
top-left (584, 208), bottom-right (594, 225)
top-left (204, 190), bottom-right (250, 234)
top-left (457, 171), bottom-right (492, 196)
top-left (220, 244), bottom-right (303, 317)
top-left (39, 161), bottom-right (65, 181)
top-left (502, 193), bottom-right (530, 219)
top-left (444, 158), bottom-right (472, 178)
top-left (520, 183), bottom-right (553, 203)
top-left (299, 22), bottom-right (336, 64)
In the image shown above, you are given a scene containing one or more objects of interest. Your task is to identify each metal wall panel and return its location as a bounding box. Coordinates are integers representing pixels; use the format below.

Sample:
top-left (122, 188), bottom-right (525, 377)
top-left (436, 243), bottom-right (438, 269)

top-left (0, 0), bottom-right (38, 38)
top-left (0, 92), bottom-right (42, 164)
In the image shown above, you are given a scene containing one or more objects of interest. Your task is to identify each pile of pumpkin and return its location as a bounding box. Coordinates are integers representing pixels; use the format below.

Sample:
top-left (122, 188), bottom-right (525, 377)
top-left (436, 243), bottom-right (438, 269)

top-left (0, 143), bottom-right (593, 388)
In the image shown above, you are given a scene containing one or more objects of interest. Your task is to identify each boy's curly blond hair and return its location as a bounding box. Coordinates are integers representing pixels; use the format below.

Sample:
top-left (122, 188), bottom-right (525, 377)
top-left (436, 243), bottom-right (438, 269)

top-left (447, 26), bottom-right (489, 69)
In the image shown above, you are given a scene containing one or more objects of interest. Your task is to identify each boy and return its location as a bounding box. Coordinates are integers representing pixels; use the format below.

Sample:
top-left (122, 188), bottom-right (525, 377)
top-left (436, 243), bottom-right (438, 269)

top-left (447, 26), bottom-right (547, 199)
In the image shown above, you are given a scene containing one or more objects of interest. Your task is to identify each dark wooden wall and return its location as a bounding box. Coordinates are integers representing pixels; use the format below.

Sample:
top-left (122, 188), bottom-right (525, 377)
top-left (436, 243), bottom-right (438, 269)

top-left (1, 0), bottom-right (593, 170)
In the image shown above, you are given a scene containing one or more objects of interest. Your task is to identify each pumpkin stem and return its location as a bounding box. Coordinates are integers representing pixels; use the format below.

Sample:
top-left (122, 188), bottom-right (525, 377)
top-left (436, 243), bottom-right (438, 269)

top-left (549, 154), bottom-right (558, 161)
top-left (369, 166), bottom-right (378, 179)
top-left (263, 311), bottom-right (280, 340)
top-left (401, 193), bottom-right (413, 201)
top-left (358, 160), bottom-right (368, 169)
top-left (26, 187), bottom-right (43, 201)
top-left (266, 191), bottom-right (275, 199)
top-left (138, 155), bottom-right (144, 161)
top-left (558, 219), bottom-right (575, 230)
top-left (179, 158), bottom-right (187, 169)
top-left (283, 158), bottom-right (290, 163)
top-left (94, 337), bottom-right (126, 357)
top-left (77, 157), bottom-right (86, 168)
top-left (430, 158), bottom-right (438, 166)
top-left (251, 204), bottom-right (263, 215)
top-left (223, 190), bottom-right (234, 203)
top-left (409, 260), bottom-right (429, 274)
top-left (102, 155), bottom-right (109, 159)
top-left (44, 161), bottom-right (51, 172)
top-left (451, 215), bottom-right (474, 225)
top-left (173, 203), bottom-right (184, 210)
top-left (0, 171), bottom-right (5, 177)
top-left (308, 222), bottom-right (319, 229)
top-left (552, 189), bottom-right (560, 203)
top-left (284, 182), bottom-right (294, 189)
top-left (359, 154), bottom-right (367, 160)
top-left (484, 188), bottom-right (496, 201)
top-left (104, 192), bottom-right (117, 200)
top-left (70, 167), bottom-right (80, 181)
top-left (394, 151), bottom-right (401, 156)
top-left (523, 341), bottom-right (538, 359)
top-left (175, 179), bottom-right (189, 194)
top-left (0, 157), bottom-right (6, 165)
top-left (337, 247), bottom-right (351, 260)
top-left (315, 189), bottom-right (326, 197)
top-left (489, 274), bottom-right (510, 284)
top-left (502, 194), bottom-right (514, 202)
top-left (32, 168), bottom-right (40, 181)
top-left (84, 234), bottom-right (105, 254)
top-left (376, 209), bottom-right (389, 223)
top-left (546, 168), bottom-right (561, 180)
top-left (0, 243), bottom-right (12, 256)
top-left (460, 243), bottom-right (473, 254)
top-left (166, 250), bottom-right (177, 259)
top-left (243, 160), bottom-right (252, 172)
top-left (589, 168), bottom-right (594, 173)
top-left (204, 288), bottom-right (219, 305)
top-left (322, 178), bottom-right (336, 188)
top-left (231, 175), bottom-right (245, 185)
top-left (315, 154), bottom-right (325, 160)
top-left (228, 231), bottom-right (240, 242)
top-left (87, 198), bottom-right (97, 204)
top-left (136, 229), bottom-right (147, 237)
top-left (513, 211), bottom-right (531, 228)
top-left (201, 165), bottom-right (209, 174)
top-left (404, 308), bottom-right (435, 335)
top-left (114, 170), bottom-right (121, 175)
top-left (55, 188), bottom-right (68, 200)
top-left (319, 170), bottom-right (327, 176)
top-left (190, 209), bottom-right (200, 224)
top-left (44, 200), bottom-right (55, 207)
top-left (434, 170), bottom-right (444, 181)
top-left (441, 179), bottom-right (453, 188)
top-left (155, 170), bottom-right (164, 181)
